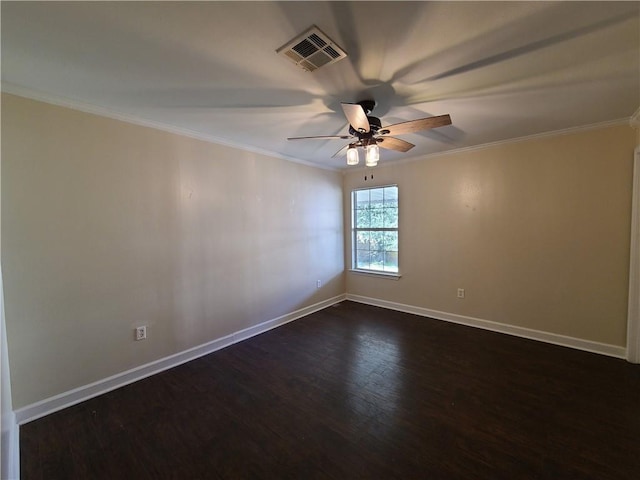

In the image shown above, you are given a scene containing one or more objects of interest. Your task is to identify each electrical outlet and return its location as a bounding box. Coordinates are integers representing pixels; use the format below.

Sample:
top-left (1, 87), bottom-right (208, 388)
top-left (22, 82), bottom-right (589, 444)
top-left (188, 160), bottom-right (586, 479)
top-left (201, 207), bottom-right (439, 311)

top-left (317, 279), bottom-right (322, 288)
top-left (457, 288), bottom-right (465, 299)
top-left (135, 326), bottom-right (147, 341)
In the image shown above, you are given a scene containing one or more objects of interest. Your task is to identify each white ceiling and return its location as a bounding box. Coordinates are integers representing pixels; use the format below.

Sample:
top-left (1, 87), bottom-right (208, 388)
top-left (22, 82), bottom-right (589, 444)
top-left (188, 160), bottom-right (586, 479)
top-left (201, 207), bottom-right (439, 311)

top-left (2, 1), bottom-right (639, 170)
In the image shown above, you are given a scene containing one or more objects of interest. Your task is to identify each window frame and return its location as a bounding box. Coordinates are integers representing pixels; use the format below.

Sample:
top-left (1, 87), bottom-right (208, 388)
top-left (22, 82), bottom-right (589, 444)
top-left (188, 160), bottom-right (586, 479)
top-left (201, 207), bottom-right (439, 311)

top-left (351, 184), bottom-right (400, 277)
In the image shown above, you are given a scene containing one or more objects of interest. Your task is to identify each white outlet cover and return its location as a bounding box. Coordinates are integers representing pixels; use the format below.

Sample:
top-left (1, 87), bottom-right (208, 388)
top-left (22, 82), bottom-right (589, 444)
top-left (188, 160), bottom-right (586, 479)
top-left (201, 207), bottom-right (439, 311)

top-left (135, 326), bottom-right (147, 340)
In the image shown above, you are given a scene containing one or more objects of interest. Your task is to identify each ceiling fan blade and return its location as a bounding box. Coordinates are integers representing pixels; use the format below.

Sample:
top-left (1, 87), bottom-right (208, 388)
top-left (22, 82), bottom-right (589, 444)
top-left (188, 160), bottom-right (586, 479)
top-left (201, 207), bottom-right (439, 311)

top-left (341, 103), bottom-right (370, 133)
top-left (287, 135), bottom-right (353, 140)
top-left (376, 136), bottom-right (415, 152)
top-left (380, 114), bottom-right (451, 136)
top-left (332, 144), bottom-right (354, 158)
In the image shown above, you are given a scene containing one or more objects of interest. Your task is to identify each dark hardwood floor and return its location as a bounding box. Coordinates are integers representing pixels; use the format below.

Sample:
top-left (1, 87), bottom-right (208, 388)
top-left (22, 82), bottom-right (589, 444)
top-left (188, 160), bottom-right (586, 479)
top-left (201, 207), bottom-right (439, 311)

top-left (21, 301), bottom-right (640, 479)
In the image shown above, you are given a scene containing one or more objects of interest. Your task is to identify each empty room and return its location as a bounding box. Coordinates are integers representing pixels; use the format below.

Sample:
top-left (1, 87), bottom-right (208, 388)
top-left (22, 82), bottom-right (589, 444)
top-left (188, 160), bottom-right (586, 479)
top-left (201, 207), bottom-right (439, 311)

top-left (1, 1), bottom-right (639, 479)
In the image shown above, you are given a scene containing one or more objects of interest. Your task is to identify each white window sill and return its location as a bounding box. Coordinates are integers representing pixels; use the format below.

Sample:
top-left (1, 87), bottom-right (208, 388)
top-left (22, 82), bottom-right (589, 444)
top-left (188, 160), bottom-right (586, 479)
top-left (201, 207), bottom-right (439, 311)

top-left (349, 269), bottom-right (401, 280)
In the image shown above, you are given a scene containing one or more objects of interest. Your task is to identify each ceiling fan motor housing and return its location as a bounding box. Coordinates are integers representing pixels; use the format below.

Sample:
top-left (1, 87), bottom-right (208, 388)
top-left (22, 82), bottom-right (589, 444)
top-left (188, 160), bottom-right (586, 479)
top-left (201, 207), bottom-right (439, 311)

top-left (349, 115), bottom-right (381, 139)
top-left (358, 100), bottom-right (376, 115)
top-left (287, 97), bottom-right (451, 158)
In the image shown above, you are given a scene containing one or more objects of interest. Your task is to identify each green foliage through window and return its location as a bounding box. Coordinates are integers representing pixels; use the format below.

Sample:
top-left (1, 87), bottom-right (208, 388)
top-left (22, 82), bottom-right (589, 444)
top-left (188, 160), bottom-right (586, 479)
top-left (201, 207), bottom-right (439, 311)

top-left (352, 185), bottom-right (398, 273)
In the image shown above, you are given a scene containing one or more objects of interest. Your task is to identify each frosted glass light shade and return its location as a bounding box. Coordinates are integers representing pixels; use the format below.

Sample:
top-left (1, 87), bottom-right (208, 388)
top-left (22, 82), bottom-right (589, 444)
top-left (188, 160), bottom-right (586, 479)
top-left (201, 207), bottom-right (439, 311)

top-left (365, 144), bottom-right (379, 167)
top-left (346, 146), bottom-right (359, 165)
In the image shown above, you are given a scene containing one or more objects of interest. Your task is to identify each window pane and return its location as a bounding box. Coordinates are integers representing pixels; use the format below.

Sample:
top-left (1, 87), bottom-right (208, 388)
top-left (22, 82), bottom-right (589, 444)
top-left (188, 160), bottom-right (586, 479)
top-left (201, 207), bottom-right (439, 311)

top-left (356, 206), bottom-right (370, 228)
top-left (356, 231), bottom-right (370, 250)
top-left (369, 207), bottom-right (384, 228)
top-left (356, 250), bottom-right (371, 269)
top-left (383, 207), bottom-right (398, 228)
top-left (369, 231), bottom-right (385, 250)
top-left (384, 251), bottom-right (398, 272)
top-left (355, 190), bottom-right (370, 209)
top-left (384, 231), bottom-right (398, 252)
top-left (383, 186), bottom-right (398, 207)
top-left (352, 185), bottom-right (399, 273)
top-left (369, 249), bottom-right (385, 270)
top-left (369, 188), bottom-right (384, 206)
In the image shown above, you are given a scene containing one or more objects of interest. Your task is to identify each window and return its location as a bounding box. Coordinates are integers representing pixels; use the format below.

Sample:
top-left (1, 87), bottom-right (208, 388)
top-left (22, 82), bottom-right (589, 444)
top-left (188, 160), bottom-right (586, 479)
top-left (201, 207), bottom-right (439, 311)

top-left (352, 185), bottom-right (399, 273)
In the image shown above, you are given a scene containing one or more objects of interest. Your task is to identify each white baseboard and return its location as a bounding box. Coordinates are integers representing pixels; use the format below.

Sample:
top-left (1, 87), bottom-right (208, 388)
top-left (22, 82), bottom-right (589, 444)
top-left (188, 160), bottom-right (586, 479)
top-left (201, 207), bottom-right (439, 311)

top-left (14, 292), bottom-right (625, 426)
top-left (15, 294), bottom-right (346, 425)
top-left (346, 294), bottom-right (627, 359)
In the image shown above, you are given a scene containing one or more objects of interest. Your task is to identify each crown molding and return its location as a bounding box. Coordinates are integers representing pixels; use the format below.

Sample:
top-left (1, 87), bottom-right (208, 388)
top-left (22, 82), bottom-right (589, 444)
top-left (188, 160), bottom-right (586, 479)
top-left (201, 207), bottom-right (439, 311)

top-left (3, 82), bottom-right (629, 174)
top-left (1, 83), bottom-right (339, 172)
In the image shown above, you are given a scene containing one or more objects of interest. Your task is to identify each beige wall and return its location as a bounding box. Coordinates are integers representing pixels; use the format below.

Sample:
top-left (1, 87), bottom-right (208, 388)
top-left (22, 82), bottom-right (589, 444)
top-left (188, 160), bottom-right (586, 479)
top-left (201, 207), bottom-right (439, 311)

top-left (344, 124), bottom-right (636, 347)
top-left (2, 94), bottom-right (344, 408)
top-left (2, 91), bottom-right (635, 409)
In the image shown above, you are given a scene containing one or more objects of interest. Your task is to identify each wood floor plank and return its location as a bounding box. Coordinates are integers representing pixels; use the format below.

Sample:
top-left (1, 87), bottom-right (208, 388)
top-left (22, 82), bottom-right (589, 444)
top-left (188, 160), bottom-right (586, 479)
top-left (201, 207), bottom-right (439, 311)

top-left (20, 301), bottom-right (640, 479)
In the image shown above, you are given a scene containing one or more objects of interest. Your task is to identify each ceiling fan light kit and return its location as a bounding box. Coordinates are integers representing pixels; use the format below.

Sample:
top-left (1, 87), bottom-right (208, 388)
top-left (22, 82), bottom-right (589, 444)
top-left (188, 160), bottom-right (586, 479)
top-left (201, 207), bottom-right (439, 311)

top-left (287, 100), bottom-right (451, 167)
top-left (346, 145), bottom-right (360, 166)
top-left (365, 144), bottom-right (379, 167)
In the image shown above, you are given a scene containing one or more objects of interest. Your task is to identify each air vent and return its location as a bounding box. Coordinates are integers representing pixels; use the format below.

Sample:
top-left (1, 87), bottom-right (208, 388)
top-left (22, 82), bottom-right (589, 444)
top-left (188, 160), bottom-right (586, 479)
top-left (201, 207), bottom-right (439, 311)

top-left (277, 26), bottom-right (347, 72)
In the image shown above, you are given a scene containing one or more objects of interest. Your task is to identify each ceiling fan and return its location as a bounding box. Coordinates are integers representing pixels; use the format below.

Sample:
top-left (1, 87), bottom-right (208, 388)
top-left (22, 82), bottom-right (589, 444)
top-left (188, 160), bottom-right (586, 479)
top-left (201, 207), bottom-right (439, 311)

top-left (287, 100), bottom-right (451, 166)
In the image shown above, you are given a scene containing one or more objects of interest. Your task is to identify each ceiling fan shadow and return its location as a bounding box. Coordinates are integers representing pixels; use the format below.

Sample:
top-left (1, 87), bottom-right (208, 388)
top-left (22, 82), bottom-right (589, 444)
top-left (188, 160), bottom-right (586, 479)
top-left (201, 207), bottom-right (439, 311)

top-left (327, 1), bottom-right (425, 85)
top-left (424, 11), bottom-right (636, 83)
top-left (403, 65), bottom-right (636, 109)
top-left (388, 3), bottom-right (637, 87)
top-left (416, 125), bottom-right (466, 145)
top-left (121, 87), bottom-right (323, 110)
